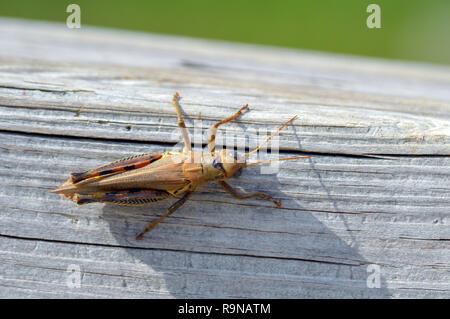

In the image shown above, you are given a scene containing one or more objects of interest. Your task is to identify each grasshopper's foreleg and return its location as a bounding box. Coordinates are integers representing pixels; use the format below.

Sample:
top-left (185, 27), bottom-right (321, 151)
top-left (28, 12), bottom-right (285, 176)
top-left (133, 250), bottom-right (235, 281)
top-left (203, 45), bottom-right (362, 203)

top-left (218, 180), bottom-right (281, 207)
top-left (136, 190), bottom-right (194, 240)
top-left (172, 92), bottom-right (192, 153)
top-left (208, 104), bottom-right (248, 154)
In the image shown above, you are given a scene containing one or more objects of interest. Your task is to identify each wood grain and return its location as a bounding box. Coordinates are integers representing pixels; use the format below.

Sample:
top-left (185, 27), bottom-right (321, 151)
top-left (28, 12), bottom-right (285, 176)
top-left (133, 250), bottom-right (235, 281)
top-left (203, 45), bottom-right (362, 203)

top-left (0, 18), bottom-right (449, 298)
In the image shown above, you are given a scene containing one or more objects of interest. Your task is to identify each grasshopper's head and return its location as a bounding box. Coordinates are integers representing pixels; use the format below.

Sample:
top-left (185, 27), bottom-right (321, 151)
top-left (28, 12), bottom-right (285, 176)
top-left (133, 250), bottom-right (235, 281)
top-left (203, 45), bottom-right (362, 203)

top-left (216, 149), bottom-right (246, 178)
top-left (217, 115), bottom-right (310, 179)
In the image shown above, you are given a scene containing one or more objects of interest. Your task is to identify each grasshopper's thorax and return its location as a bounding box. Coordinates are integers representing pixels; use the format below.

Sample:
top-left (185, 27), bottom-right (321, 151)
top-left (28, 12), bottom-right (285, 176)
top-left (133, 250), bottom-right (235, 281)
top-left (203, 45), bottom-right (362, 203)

top-left (182, 150), bottom-right (245, 186)
top-left (217, 149), bottom-right (246, 179)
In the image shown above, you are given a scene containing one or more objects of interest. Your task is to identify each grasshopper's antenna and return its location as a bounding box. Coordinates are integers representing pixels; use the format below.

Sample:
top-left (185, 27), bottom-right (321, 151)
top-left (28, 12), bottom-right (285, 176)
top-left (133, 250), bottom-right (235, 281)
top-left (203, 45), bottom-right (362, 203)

top-left (244, 115), bottom-right (297, 158)
top-left (246, 156), bottom-right (309, 168)
top-left (244, 115), bottom-right (309, 167)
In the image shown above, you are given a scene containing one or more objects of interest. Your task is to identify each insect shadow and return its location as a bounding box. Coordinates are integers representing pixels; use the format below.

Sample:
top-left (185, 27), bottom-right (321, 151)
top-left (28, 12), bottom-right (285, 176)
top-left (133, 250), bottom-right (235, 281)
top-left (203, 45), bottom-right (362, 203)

top-left (102, 156), bottom-right (391, 298)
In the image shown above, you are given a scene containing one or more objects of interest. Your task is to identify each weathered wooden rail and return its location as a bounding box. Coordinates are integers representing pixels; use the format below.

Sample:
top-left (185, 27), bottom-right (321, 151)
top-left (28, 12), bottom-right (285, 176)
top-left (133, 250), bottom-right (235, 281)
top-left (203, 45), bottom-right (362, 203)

top-left (0, 18), bottom-right (449, 298)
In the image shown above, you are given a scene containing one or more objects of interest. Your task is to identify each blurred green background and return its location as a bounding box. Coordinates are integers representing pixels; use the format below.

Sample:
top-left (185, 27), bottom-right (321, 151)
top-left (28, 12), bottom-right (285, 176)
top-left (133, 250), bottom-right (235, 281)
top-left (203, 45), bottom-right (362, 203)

top-left (1, 0), bottom-right (449, 65)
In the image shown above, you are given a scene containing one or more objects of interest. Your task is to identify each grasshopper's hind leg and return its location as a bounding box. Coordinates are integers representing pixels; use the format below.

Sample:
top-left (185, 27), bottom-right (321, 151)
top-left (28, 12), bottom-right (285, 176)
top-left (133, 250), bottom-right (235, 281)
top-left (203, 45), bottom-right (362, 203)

top-left (136, 191), bottom-right (194, 240)
top-left (72, 189), bottom-right (170, 206)
top-left (208, 104), bottom-right (248, 154)
top-left (218, 180), bottom-right (281, 207)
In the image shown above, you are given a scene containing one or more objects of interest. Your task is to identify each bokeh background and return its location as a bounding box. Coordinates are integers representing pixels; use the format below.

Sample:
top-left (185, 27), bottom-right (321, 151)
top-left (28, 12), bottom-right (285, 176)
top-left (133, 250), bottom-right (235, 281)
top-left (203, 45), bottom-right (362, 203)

top-left (1, 0), bottom-right (449, 65)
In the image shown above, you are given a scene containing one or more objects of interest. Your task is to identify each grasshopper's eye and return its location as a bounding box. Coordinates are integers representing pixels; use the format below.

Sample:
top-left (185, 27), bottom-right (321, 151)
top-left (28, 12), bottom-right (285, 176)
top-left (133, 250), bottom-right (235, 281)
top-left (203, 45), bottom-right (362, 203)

top-left (212, 158), bottom-right (225, 173)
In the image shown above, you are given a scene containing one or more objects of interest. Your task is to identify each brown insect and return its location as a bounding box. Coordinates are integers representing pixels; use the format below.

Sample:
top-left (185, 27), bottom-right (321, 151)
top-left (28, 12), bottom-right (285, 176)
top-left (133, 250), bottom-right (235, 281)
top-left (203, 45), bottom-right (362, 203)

top-left (50, 93), bottom-right (308, 239)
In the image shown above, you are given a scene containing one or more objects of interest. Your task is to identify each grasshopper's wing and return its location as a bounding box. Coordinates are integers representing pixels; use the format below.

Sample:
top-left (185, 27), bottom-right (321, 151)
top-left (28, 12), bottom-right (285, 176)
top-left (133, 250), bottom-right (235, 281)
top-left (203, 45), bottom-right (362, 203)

top-left (91, 152), bottom-right (192, 194)
top-left (69, 153), bottom-right (162, 184)
top-left (51, 152), bottom-right (190, 198)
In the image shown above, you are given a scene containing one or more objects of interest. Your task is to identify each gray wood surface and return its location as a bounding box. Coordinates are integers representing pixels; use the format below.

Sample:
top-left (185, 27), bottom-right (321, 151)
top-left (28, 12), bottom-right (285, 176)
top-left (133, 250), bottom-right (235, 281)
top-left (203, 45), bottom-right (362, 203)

top-left (0, 18), bottom-right (449, 298)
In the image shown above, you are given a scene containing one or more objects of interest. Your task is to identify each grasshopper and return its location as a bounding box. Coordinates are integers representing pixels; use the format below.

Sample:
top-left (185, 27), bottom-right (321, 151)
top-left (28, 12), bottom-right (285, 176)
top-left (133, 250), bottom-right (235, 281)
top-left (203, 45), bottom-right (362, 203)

top-left (51, 93), bottom-right (308, 239)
